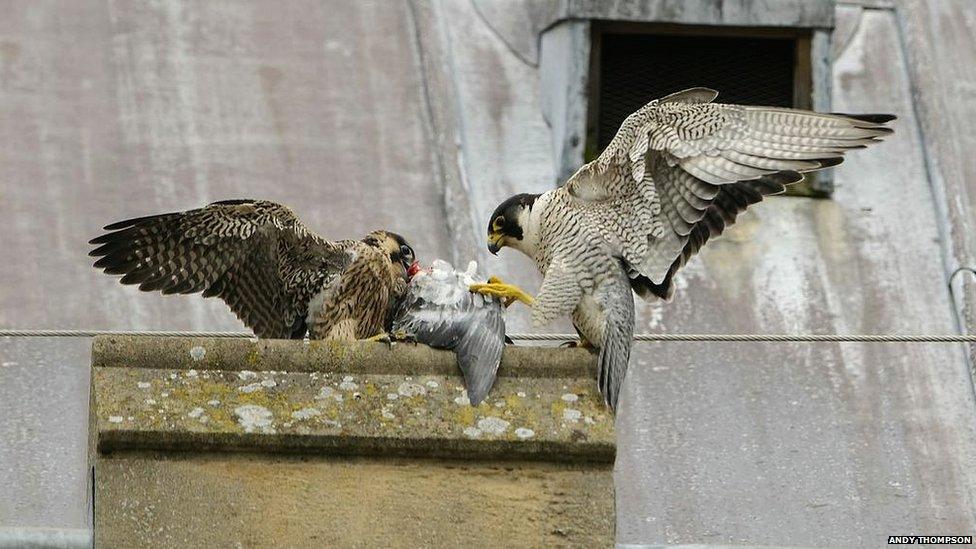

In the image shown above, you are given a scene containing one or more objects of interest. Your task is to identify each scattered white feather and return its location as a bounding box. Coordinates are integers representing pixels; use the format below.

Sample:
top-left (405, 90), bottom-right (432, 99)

top-left (408, 259), bottom-right (487, 306)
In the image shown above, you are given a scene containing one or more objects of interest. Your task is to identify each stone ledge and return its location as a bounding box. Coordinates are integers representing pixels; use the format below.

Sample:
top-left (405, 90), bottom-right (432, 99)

top-left (89, 336), bottom-right (614, 463)
top-left (92, 335), bottom-right (597, 378)
top-left (89, 336), bottom-right (616, 546)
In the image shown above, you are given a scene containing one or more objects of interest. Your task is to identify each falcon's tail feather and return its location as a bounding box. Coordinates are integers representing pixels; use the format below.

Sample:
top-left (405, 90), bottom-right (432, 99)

top-left (597, 314), bottom-right (633, 411)
top-left (597, 338), bottom-right (629, 412)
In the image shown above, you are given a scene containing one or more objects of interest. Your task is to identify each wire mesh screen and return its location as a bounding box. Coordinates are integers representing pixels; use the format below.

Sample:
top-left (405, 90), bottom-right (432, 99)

top-left (596, 33), bottom-right (796, 151)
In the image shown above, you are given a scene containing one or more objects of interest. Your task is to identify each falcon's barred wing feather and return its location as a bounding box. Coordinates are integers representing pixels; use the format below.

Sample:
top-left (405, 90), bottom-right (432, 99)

top-left (633, 177), bottom-right (790, 301)
top-left (89, 199), bottom-right (351, 339)
top-left (566, 87), bottom-right (895, 288)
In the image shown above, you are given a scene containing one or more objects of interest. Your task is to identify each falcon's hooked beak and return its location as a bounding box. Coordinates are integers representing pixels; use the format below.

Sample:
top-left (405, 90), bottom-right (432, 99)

top-left (407, 260), bottom-right (421, 279)
top-left (487, 234), bottom-right (503, 255)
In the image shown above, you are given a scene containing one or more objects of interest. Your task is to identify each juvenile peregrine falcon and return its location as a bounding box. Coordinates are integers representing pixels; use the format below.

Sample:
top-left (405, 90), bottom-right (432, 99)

top-left (90, 199), bottom-right (415, 341)
top-left (479, 88), bottom-right (895, 410)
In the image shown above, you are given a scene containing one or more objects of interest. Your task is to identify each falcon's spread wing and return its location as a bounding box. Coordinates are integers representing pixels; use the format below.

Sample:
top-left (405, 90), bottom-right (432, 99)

top-left (565, 87), bottom-right (895, 299)
top-left (90, 199), bottom-right (352, 338)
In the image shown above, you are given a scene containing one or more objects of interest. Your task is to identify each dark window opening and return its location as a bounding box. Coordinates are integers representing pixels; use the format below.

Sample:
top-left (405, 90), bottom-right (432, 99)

top-left (595, 33), bottom-right (796, 151)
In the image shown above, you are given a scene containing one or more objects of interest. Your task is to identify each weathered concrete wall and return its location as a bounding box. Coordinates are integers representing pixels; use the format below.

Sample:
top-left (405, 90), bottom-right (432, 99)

top-left (471, 0), bottom-right (836, 65)
top-left (89, 337), bottom-right (614, 547)
top-left (3, 1), bottom-right (976, 546)
top-left (896, 0), bottom-right (976, 376)
top-left (613, 8), bottom-right (976, 544)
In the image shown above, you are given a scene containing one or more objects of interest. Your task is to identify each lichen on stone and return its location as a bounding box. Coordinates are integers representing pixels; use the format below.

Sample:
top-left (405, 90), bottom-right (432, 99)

top-left (291, 407), bottom-right (321, 421)
top-left (562, 408), bottom-right (582, 423)
top-left (397, 382), bottom-right (426, 398)
top-left (234, 404), bottom-right (275, 433)
top-left (476, 416), bottom-right (510, 436)
top-left (316, 386), bottom-right (343, 402)
top-left (189, 346), bottom-right (206, 361)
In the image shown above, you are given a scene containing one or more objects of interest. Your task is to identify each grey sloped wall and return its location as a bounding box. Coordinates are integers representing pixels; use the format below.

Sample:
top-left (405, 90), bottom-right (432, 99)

top-left (1, 0), bottom-right (974, 544)
top-left (897, 0), bottom-right (976, 376)
top-left (613, 8), bottom-right (976, 543)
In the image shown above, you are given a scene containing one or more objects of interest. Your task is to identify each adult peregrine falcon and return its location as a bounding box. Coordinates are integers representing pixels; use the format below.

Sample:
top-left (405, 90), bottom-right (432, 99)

top-left (479, 88), bottom-right (895, 410)
top-left (90, 199), bottom-right (416, 341)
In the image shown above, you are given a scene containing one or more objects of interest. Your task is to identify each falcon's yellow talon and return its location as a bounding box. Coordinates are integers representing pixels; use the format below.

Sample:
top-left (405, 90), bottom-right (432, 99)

top-left (469, 276), bottom-right (535, 308)
top-left (364, 331), bottom-right (415, 346)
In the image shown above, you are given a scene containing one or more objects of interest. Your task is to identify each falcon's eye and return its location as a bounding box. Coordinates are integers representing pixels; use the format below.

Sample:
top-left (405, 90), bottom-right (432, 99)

top-left (400, 244), bottom-right (414, 260)
top-left (492, 216), bottom-right (504, 231)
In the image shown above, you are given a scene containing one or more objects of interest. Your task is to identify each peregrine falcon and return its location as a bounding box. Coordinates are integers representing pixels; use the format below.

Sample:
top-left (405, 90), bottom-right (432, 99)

top-left (391, 260), bottom-right (507, 405)
top-left (90, 199), bottom-right (416, 341)
top-left (479, 88), bottom-right (895, 410)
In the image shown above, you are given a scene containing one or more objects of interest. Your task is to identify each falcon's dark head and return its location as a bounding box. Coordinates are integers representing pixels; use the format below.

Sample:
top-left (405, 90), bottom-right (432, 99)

top-left (364, 230), bottom-right (416, 276)
top-left (487, 193), bottom-right (538, 255)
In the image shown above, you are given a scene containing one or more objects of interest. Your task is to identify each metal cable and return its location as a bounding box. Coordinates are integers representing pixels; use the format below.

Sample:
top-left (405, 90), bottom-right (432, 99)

top-left (0, 329), bottom-right (253, 339)
top-left (1, 329), bottom-right (976, 343)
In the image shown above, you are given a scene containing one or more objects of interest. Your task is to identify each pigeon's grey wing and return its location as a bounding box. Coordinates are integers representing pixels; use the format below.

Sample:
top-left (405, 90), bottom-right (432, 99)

top-left (453, 295), bottom-right (506, 405)
top-left (392, 291), bottom-right (506, 405)
top-left (391, 292), bottom-right (466, 348)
